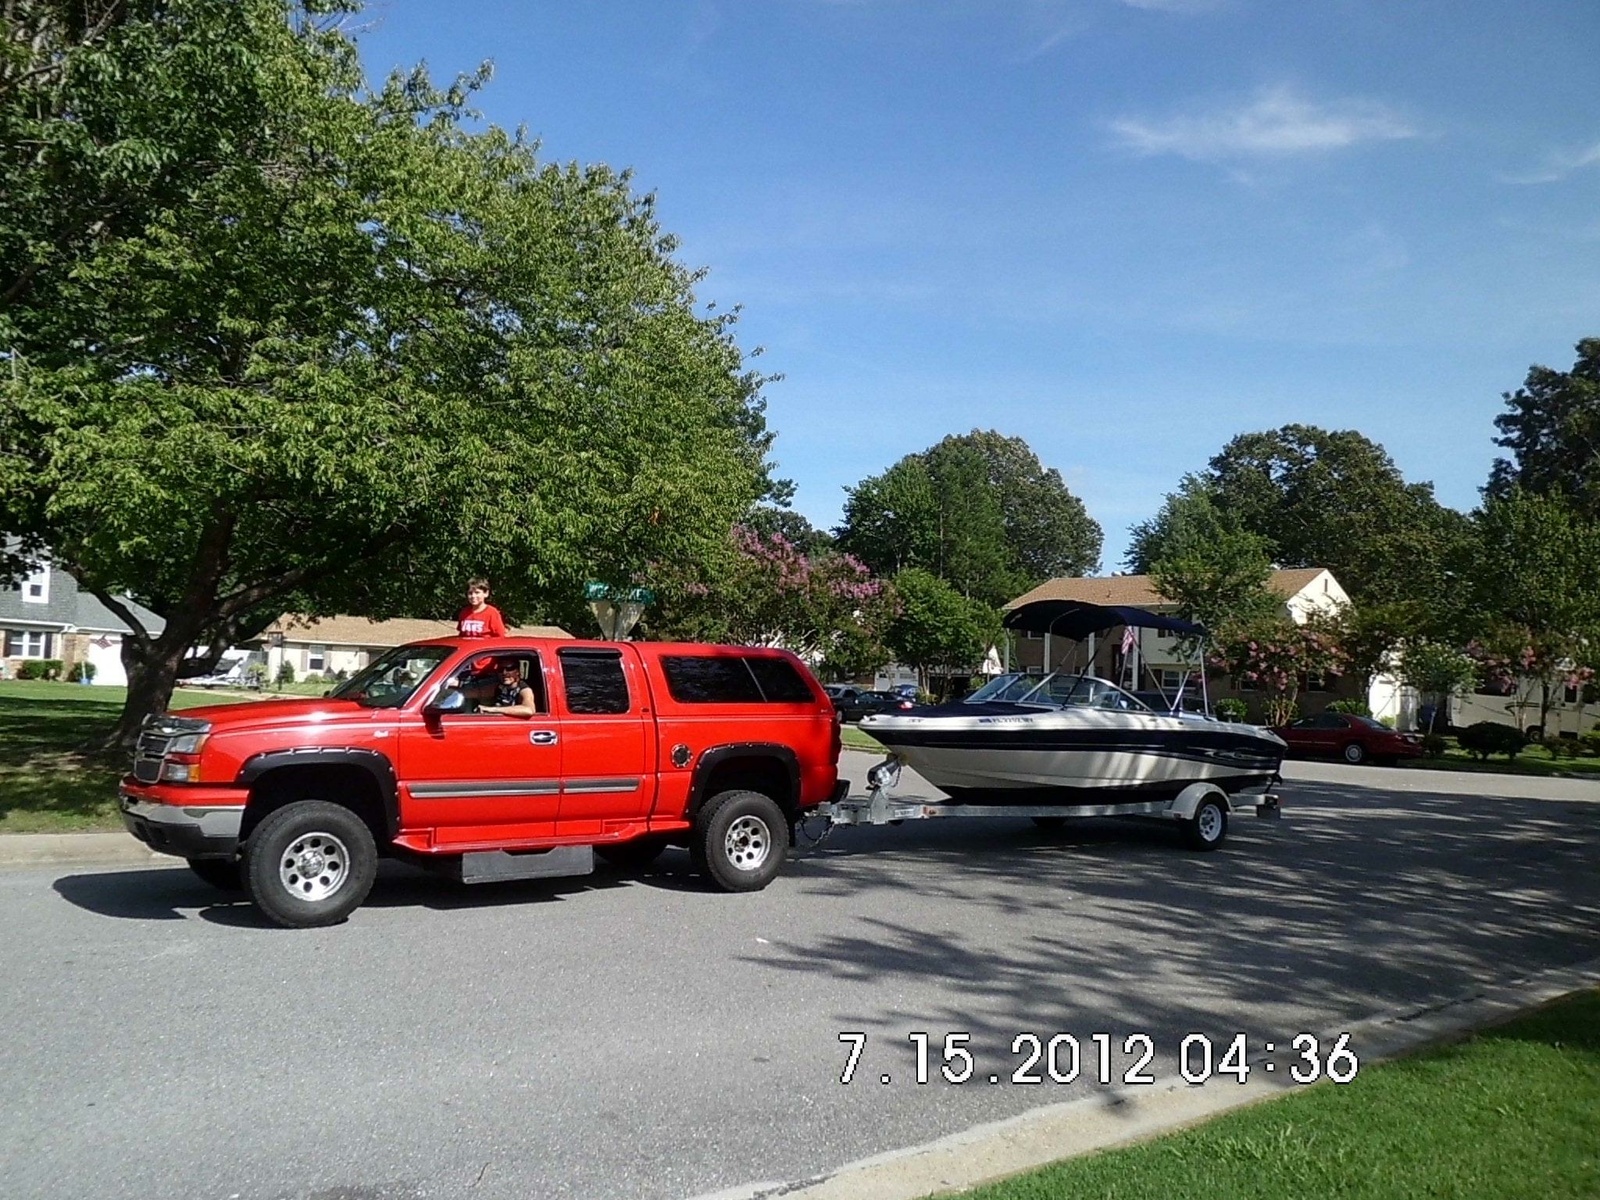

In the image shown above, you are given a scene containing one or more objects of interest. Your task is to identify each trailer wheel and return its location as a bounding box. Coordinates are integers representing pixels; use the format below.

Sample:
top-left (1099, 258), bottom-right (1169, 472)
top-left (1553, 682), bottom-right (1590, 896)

top-left (244, 801), bottom-right (377, 928)
top-left (1184, 797), bottom-right (1228, 851)
top-left (695, 790), bottom-right (789, 893)
top-left (595, 836), bottom-right (669, 871)
top-left (187, 857), bottom-right (242, 891)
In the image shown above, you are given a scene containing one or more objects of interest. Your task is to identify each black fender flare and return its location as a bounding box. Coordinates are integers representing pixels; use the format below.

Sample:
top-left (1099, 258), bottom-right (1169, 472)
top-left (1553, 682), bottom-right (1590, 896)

top-left (235, 747), bottom-right (400, 839)
top-left (687, 743), bottom-right (801, 821)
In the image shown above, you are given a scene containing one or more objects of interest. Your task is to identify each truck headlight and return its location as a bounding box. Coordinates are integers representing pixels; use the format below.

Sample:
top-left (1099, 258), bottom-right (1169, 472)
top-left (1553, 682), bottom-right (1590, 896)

top-left (167, 733), bottom-right (207, 754)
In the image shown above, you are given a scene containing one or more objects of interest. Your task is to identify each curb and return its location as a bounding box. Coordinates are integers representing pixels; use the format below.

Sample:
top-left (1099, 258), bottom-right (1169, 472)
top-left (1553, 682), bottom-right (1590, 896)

top-left (0, 832), bottom-right (166, 868)
top-left (690, 956), bottom-right (1600, 1200)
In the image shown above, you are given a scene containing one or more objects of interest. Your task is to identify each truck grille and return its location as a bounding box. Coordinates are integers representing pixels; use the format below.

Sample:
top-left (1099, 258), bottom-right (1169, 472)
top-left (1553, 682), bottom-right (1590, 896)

top-left (132, 715), bottom-right (209, 783)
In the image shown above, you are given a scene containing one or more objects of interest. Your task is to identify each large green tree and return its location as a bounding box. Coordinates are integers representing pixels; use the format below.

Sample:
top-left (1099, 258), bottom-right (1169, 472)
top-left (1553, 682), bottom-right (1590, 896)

top-left (1487, 338), bottom-right (1600, 517)
top-left (0, 0), bottom-right (777, 743)
top-left (1458, 489), bottom-right (1600, 733)
top-left (1143, 484), bottom-right (1279, 633)
top-left (885, 567), bottom-right (1000, 691)
top-left (837, 431), bottom-right (1100, 607)
top-left (1128, 426), bottom-right (1467, 612)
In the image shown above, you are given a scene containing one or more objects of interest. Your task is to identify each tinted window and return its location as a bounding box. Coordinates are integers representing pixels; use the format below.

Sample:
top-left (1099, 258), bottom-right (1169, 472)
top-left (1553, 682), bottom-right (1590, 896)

top-left (744, 656), bottom-right (815, 703)
top-left (662, 656), bottom-right (765, 703)
top-left (559, 649), bottom-right (630, 715)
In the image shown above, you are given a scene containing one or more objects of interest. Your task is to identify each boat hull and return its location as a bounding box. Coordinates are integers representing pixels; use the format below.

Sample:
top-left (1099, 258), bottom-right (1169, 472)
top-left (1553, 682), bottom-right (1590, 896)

top-left (861, 707), bottom-right (1286, 804)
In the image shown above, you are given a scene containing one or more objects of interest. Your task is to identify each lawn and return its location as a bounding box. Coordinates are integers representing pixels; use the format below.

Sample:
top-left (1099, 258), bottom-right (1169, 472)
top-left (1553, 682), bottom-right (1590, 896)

top-left (0, 681), bottom-right (265, 833)
top-left (959, 988), bottom-right (1600, 1200)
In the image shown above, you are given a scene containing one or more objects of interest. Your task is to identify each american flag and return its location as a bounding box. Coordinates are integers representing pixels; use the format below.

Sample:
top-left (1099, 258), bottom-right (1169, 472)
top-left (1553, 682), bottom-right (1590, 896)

top-left (1120, 626), bottom-right (1136, 655)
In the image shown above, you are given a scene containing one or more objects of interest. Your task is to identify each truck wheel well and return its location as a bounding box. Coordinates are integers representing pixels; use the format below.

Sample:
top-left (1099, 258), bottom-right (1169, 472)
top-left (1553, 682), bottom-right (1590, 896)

top-left (697, 757), bottom-right (796, 821)
top-left (242, 765), bottom-right (388, 849)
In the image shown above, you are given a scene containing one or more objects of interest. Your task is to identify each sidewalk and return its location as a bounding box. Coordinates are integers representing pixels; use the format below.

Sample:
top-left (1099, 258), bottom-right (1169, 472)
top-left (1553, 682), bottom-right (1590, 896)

top-left (0, 831), bottom-right (165, 868)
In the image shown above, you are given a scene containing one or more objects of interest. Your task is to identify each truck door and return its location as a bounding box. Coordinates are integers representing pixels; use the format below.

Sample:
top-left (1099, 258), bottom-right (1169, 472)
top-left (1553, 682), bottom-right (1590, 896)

top-left (396, 649), bottom-right (562, 847)
top-left (552, 646), bottom-right (652, 836)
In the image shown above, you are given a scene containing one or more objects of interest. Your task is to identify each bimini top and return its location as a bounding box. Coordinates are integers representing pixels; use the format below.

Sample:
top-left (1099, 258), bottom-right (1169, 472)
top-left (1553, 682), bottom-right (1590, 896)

top-left (1002, 599), bottom-right (1206, 640)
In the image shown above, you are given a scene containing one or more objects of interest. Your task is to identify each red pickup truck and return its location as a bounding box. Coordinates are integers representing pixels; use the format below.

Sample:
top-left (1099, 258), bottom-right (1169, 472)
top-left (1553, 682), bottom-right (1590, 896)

top-left (120, 638), bottom-right (845, 927)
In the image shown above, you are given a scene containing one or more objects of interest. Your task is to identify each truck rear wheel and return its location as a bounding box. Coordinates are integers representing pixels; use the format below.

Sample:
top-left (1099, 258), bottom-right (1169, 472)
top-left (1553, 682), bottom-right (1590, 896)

top-left (244, 801), bottom-right (377, 928)
top-left (694, 790), bottom-right (789, 893)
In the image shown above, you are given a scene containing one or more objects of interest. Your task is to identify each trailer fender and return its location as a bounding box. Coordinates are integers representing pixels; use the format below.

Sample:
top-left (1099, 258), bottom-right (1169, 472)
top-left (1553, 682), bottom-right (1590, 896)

top-left (1167, 781), bottom-right (1230, 821)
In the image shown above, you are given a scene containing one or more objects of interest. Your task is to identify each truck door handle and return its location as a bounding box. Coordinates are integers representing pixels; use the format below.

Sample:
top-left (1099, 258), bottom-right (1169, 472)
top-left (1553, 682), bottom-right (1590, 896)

top-left (529, 730), bottom-right (558, 746)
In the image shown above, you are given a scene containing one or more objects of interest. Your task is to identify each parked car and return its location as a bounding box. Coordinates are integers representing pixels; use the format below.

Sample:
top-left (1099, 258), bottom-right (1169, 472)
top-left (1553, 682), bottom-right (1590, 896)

top-left (833, 689), bottom-right (915, 723)
top-left (890, 683), bottom-right (920, 700)
top-left (1272, 711), bottom-right (1422, 766)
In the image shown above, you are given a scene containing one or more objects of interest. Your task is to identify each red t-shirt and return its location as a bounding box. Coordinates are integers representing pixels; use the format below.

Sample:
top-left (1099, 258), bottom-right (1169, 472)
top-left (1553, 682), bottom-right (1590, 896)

top-left (456, 604), bottom-right (506, 638)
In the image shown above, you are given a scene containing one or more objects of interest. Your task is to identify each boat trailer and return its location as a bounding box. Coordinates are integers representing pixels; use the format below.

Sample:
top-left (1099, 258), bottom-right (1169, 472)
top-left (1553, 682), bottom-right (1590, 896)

top-left (811, 757), bottom-right (1281, 850)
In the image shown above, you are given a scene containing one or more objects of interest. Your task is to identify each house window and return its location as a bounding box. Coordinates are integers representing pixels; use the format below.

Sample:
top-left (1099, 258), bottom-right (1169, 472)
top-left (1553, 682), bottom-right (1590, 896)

top-left (22, 566), bottom-right (48, 604)
top-left (4, 630), bottom-right (52, 658)
top-left (1564, 684), bottom-right (1581, 705)
top-left (1302, 672), bottom-right (1333, 693)
top-left (306, 645), bottom-right (326, 672)
top-left (1236, 676), bottom-right (1258, 692)
top-left (1157, 668), bottom-right (1185, 691)
top-left (1156, 628), bottom-right (1174, 641)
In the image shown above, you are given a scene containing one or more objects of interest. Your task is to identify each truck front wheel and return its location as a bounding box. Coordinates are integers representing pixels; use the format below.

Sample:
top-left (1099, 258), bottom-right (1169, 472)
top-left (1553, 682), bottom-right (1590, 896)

top-left (244, 801), bottom-right (377, 928)
top-left (694, 790), bottom-right (789, 893)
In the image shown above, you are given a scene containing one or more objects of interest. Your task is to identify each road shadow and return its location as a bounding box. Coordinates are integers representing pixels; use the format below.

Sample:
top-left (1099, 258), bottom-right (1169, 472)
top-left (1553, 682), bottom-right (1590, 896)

top-left (52, 856), bottom-right (640, 927)
top-left (747, 779), bottom-right (1600, 1062)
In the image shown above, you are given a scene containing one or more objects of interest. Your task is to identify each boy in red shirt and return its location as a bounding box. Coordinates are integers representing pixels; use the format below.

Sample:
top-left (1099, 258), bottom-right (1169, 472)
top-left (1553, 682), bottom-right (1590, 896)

top-left (457, 578), bottom-right (506, 638)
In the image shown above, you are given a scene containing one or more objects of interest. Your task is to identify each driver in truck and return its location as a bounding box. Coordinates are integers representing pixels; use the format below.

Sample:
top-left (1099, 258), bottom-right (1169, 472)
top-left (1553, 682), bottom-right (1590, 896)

top-left (481, 658), bottom-right (538, 717)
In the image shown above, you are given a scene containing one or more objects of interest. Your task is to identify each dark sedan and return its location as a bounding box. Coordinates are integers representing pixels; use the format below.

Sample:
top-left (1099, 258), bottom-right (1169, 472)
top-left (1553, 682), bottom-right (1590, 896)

top-left (832, 689), bottom-right (915, 723)
top-left (1272, 711), bottom-right (1423, 766)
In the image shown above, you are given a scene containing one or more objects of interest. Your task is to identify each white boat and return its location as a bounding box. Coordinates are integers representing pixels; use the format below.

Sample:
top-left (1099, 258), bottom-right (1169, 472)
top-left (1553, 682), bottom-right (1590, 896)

top-left (860, 601), bottom-right (1286, 804)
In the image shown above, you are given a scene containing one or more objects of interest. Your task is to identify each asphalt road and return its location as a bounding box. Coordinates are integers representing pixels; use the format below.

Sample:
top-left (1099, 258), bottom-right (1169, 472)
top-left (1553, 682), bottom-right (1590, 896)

top-left (2, 755), bottom-right (1598, 1200)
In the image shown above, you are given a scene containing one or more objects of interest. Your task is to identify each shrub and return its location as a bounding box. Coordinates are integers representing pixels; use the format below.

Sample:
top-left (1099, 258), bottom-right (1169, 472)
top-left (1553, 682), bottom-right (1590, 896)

top-left (244, 663), bottom-right (268, 690)
top-left (275, 660), bottom-right (296, 686)
top-left (1543, 735), bottom-right (1583, 760)
top-left (1327, 698), bottom-right (1373, 717)
top-left (15, 659), bottom-right (45, 680)
top-left (1420, 733), bottom-right (1448, 758)
top-left (66, 661), bottom-right (98, 683)
top-left (1457, 721), bottom-right (1528, 761)
top-left (1581, 727), bottom-right (1600, 758)
top-left (1215, 698), bottom-right (1248, 723)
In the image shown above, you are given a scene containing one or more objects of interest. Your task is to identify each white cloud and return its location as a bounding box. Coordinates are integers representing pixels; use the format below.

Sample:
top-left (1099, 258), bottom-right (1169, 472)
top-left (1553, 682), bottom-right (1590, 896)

top-left (1501, 140), bottom-right (1600, 185)
top-left (1109, 85), bottom-right (1418, 161)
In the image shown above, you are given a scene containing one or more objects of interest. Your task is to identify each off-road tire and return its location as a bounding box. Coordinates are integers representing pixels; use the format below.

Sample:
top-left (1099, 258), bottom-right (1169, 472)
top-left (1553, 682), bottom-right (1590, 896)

top-left (244, 801), bottom-right (377, 928)
top-left (186, 857), bottom-right (243, 891)
top-left (1183, 797), bottom-right (1228, 851)
top-left (694, 789), bottom-right (789, 893)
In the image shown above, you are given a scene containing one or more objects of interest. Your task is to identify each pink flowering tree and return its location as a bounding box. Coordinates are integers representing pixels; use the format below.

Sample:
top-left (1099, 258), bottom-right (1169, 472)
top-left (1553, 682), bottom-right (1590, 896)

top-left (643, 526), bottom-right (898, 677)
top-left (1467, 625), bottom-right (1598, 737)
top-left (1208, 610), bottom-right (1350, 726)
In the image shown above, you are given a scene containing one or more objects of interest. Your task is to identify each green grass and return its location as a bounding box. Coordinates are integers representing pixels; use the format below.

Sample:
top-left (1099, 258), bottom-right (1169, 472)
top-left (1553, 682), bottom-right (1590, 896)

top-left (958, 989), bottom-right (1600, 1200)
top-left (0, 681), bottom-right (256, 833)
top-left (841, 725), bottom-right (886, 753)
top-left (1412, 744), bottom-right (1600, 778)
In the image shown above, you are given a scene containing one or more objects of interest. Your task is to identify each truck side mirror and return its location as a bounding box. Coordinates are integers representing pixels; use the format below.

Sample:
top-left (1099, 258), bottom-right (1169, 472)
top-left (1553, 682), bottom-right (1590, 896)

top-left (425, 689), bottom-right (469, 716)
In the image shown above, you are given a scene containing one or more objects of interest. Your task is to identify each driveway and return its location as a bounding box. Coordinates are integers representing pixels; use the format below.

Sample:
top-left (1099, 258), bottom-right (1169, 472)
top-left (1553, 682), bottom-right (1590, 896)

top-left (1, 754), bottom-right (1596, 1200)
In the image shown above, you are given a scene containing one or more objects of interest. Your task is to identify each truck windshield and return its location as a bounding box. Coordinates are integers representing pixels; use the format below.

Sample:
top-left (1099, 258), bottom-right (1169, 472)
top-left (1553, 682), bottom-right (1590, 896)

top-left (330, 645), bottom-right (454, 709)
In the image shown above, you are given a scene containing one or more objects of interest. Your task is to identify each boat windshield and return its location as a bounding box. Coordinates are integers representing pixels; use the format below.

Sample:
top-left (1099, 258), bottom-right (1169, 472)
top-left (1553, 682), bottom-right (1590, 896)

top-left (964, 672), bottom-right (1152, 712)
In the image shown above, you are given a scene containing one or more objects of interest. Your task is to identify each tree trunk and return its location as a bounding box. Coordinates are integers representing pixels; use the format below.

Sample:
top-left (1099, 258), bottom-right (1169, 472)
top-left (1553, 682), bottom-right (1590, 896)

top-left (103, 626), bottom-right (200, 751)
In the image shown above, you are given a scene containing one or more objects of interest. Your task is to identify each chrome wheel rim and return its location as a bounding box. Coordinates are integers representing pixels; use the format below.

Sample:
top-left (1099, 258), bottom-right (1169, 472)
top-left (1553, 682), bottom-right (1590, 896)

top-left (1196, 805), bottom-right (1223, 844)
top-left (279, 831), bottom-right (350, 902)
top-left (724, 814), bottom-right (772, 872)
top-left (1344, 745), bottom-right (1363, 763)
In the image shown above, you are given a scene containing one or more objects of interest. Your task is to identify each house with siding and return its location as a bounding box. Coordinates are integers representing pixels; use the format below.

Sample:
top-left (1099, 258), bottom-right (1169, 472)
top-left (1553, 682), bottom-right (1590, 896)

top-left (252, 613), bottom-right (572, 682)
top-left (0, 556), bottom-right (165, 685)
top-left (1003, 569), bottom-right (1372, 721)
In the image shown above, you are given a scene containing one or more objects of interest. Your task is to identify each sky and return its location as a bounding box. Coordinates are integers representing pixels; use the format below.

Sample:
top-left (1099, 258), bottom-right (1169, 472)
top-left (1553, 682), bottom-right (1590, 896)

top-left (355, 0), bottom-right (1599, 571)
